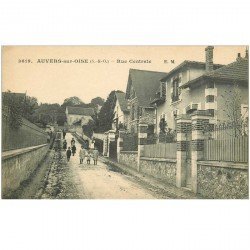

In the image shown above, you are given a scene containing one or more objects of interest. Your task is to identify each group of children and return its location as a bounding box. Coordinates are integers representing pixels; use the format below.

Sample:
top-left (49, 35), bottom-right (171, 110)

top-left (79, 145), bottom-right (99, 165)
top-left (65, 137), bottom-right (99, 165)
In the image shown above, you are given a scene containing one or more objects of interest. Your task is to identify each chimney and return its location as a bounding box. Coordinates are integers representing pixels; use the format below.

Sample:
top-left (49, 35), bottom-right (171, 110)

top-left (205, 46), bottom-right (214, 72)
top-left (237, 53), bottom-right (242, 61)
top-left (245, 46), bottom-right (249, 59)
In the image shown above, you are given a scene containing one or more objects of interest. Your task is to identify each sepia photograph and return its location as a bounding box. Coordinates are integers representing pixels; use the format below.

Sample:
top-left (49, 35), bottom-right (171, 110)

top-left (1, 45), bottom-right (249, 199)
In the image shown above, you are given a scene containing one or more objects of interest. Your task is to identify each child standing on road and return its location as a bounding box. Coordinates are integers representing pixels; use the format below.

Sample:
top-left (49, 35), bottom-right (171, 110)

top-left (86, 150), bottom-right (91, 165)
top-left (66, 147), bottom-right (72, 162)
top-left (92, 147), bottom-right (99, 165)
top-left (79, 145), bottom-right (86, 164)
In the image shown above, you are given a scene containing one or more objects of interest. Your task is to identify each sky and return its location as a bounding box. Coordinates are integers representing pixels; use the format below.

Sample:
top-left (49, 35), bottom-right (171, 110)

top-left (2, 46), bottom-right (246, 104)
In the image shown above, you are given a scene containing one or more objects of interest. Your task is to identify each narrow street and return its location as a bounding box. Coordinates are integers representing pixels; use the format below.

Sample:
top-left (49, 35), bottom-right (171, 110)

top-left (59, 133), bottom-right (158, 198)
top-left (17, 133), bottom-right (164, 199)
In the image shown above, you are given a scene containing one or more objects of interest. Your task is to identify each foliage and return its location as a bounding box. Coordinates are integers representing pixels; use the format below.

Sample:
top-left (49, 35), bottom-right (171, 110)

top-left (61, 96), bottom-right (104, 112)
top-left (91, 97), bottom-right (105, 107)
top-left (82, 120), bottom-right (95, 138)
top-left (3, 92), bottom-right (38, 129)
top-left (221, 82), bottom-right (248, 136)
top-left (159, 118), bottom-right (167, 133)
top-left (61, 96), bottom-right (84, 109)
top-left (95, 91), bottom-right (116, 132)
top-left (158, 118), bottom-right (176, 142)
top-left (7, 97), bottom-right (23, 129)
top-left (33, 103), bottom-right (66, 127)
top-left (22, 96), bottom-right (39, 121)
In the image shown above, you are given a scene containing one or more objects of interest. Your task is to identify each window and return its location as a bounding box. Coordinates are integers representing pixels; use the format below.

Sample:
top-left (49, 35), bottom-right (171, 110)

top-left (138, 107), bottom-right (143, 117)
top-left (206, 82), bottom-right (215, 89)
top-left (160, 82), bottom-right (166, 99)
top-left (137, 106), bottom-right (140, 119)
top-left (172, 76), bottom-right (181, 102)
top-left (206, 95), bottom-right (215, 103)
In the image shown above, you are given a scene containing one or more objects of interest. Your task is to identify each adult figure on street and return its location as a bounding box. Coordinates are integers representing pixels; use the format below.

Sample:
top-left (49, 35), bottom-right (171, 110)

top-left (63, 140), bottom-right (67, 151)
top-left (62, 129), bottom-right (66, 139)
top-left (71, 138), bottom-right (76, 147)
top-left (66, 147), bottom-right (72, 162)
top-left (72, 145), bottom-right (76, 156)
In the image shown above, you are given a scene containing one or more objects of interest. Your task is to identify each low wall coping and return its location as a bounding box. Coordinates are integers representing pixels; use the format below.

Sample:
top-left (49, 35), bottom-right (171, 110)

top-left (198, 160), bottom-right (248, 170)
top-left (120, 151), bottom-right (138, 154)
top-left (2, 144), bottom-right (48, 161)
top-left (140, 157), bottom-right (177, 163)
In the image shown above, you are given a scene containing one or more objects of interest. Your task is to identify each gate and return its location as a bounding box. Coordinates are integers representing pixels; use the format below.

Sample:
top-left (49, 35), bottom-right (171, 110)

top-left (109, 139), bottom-right (117, 161)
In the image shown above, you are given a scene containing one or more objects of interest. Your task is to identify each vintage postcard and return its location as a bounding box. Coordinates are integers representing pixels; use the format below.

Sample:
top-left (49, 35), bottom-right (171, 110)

top-left (1, 46), bottom-right (249, 199)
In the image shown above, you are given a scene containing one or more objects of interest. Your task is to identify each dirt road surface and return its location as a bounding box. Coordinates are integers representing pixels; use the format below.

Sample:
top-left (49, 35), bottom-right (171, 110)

top-left (61, 133), bottom-right (157, 199)
top-left (15, 133), bottom-right (165, 199)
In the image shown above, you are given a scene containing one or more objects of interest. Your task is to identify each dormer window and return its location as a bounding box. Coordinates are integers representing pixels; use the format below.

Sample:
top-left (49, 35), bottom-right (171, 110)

top-left (206, 95), bottom-right (215, 103)
top-left (160, 82), bottom-right (166, 99)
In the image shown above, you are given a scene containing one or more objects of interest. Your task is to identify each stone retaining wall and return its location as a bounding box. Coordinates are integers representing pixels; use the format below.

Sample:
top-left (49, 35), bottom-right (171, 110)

top-left (197, 161), bottom-right (248, 199)
top-left (2, 144), bottom-right (49, 198)
top-left (140, 157), bottom-right (177, 185)
top-left (119, 151), bottom-right (138, 170)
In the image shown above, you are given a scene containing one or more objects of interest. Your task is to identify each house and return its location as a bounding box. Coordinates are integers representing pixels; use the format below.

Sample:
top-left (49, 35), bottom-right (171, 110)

top-left (66, 106), bottom-right (95, 126)
top-left (152, 46), bottom-right (249, 133)
top-left (125, 69), bottom-right (168, 133)
top-left (112, 91), bottom-right (129, 131)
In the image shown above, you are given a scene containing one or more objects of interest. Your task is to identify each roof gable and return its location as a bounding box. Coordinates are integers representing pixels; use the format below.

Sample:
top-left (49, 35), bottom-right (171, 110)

top-left (181, 58), bottom-right (249, 88)
top-left (66, 106), bottom-right (95, 116)
top-left (126, 69), bottom-right (168, 107)
top-left (160, 60), bottom-right (224, 81)
top-left (204, 58), bottom-right (248, 81)
top-left (115, 92), bottom-right (128, 112)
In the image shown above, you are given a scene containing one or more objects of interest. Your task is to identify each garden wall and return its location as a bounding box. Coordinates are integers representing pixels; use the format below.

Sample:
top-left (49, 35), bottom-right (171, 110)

top-left (197, 161), bottom-right (248, 199)
top-left (140, 157), bottom-right (177, 185)
top-left (2, 144), bottom-right (49, 198)
top-left (119, 151), bottom-right (138, 170)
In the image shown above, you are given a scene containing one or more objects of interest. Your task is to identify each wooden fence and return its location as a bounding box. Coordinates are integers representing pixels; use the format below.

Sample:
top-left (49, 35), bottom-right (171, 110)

top-left (204, 136), bottom-right (248, 163)
top-left (142, 143), bottom-right (177, 159)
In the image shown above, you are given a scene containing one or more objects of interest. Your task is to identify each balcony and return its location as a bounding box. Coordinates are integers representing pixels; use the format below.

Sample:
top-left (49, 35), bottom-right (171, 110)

top-left (186, 103), bottom-right (198, 114)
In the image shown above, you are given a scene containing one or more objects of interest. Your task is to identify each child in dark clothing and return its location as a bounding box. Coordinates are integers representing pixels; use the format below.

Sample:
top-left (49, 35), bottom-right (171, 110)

top-left (72, 145), bottom-right (76, 156)
top-left (66, 147), bottom-right (72, 162)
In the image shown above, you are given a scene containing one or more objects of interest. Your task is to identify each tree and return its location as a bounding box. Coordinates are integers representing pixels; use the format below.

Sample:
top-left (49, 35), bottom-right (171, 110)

top-left (61, 96), bottom-right (84, 109)
top-left (159, 117), bottom-right (167, 133)
top-left (2, 92), bottom-right (38, 128)
top-left (221, 82), bottom-right (248, 136)
top-left (82, 120), bottom-right (95, 138)
top-left (33, 103), bottom-right (66, 127)
top-left (22, 96), bottom-right (38, 122)
top-left (95, 91), bottom-right (116, 132)
top-left (91, 97), bottom-right (105, 107)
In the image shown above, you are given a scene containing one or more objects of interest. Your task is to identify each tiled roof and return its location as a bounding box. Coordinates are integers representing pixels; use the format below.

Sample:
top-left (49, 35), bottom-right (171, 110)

top-left (160, 60), bottom-right (224, 81)
top-left (115, 92), bottom-right (128, 112)
top-left (181, 58), bottom-right (249, 88)
top-left (67, 106), bottom-right (95, 116)
top-left (127, 69), bottom-right (168, 107)
top-left (205, 58), bottom-right (248, 81)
